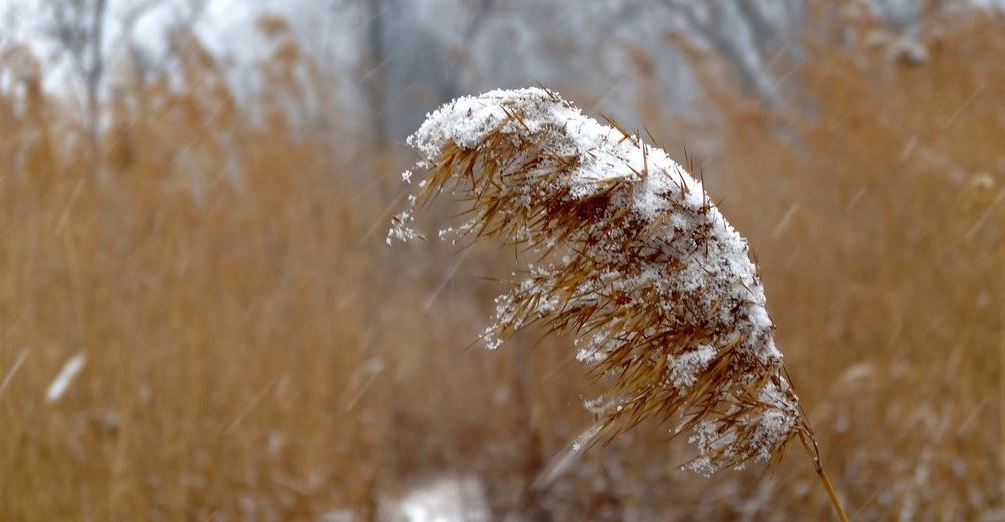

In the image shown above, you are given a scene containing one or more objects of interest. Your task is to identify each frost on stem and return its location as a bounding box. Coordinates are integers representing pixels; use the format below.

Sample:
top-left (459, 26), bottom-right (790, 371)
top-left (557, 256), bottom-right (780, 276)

top-left (389, 87), bottom-right (805, 474)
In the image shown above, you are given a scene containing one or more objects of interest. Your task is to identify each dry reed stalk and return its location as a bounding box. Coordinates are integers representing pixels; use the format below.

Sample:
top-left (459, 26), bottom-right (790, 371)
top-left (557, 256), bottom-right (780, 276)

top-left (390, 87), bottom-right (849, 520)
top-left (1000, 226), bottom-right (1005, 522)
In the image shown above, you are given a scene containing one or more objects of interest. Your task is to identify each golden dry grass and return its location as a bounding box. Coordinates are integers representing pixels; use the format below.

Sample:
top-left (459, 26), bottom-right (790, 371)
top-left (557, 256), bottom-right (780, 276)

top-left (0, 10), bottom-right (1002, 522)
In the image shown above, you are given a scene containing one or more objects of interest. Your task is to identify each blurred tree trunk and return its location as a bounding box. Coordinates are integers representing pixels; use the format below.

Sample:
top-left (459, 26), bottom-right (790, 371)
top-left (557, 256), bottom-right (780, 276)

top-left (362, 0), bottom-right (388, 148)
top-left (50, 0), bottom-right (108, 142)
top-left (463, 0), bottom-right (496, 41)
top-left (673, 0), bottom-right (779, 104)
top-left (84, 0), bottom-right (107, 141)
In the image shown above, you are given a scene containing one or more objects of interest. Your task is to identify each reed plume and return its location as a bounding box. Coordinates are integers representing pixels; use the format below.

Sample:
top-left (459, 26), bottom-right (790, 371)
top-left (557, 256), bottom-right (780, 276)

top-left (390, 87), bottom-right (848, 520)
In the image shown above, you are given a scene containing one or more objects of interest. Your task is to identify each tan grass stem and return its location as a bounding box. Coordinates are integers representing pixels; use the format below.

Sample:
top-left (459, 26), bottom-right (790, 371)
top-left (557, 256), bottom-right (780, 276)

top-left (999, 232), bottom-right (1005, 522)
top-left (799, 421), bottom-right (851, 522)
top-left (818, 465), bottom-right (851, 522)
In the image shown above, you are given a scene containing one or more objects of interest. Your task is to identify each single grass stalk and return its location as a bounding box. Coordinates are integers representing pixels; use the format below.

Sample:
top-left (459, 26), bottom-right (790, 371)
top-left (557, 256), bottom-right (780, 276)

top-left (1000, 234), bottom-right (1005, 522)
top-left (798, 419), bottom-right (851, 522)
top-left (818, 467), bottom-right (851, 522)
top-left (390, 87), bottom-right (850, 519)
top-left (0, 350), bottom-right (28, 399)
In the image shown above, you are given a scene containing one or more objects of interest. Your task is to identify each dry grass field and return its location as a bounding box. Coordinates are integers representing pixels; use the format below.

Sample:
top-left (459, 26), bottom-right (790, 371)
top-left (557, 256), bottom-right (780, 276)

top-left (0, 9), bottom-right (1003, 522)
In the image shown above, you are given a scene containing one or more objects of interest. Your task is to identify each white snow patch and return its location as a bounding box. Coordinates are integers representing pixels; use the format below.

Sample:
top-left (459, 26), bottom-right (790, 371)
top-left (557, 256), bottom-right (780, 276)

top-left (46, 351), bottom-right (86, 404)
top-left (382, 475), bottom-right (490, 522)
top-left (668, 344), bottom-right (717, 392)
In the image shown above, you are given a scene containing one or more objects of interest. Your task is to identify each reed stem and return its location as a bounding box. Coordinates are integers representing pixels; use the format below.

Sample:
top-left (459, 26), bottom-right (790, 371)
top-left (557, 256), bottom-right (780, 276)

top-left (815, 464), bottom-right (851, 522)
top-left (798, 417), bottom-right (851, 522)
top-left (998, 240), bottom-right (1005, 522)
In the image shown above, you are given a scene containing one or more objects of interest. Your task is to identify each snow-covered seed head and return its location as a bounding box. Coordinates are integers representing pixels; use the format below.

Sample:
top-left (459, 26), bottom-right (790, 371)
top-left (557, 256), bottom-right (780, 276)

top-left (390, 87), bottom-right (810, 473)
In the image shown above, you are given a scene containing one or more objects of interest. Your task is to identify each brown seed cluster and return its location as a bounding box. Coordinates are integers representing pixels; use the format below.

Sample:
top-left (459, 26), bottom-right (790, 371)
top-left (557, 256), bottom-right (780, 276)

top-left (391, 88), bottom-right (810, 474)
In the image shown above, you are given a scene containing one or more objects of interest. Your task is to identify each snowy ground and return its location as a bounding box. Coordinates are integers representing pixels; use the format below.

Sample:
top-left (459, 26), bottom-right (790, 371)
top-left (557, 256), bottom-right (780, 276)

top-left (380, 475), bottom-right (490, 522)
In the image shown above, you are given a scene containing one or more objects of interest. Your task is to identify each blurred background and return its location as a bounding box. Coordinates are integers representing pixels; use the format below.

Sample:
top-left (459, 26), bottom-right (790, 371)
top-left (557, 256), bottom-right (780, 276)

top-left (0, 1), bottom-right (1003, 521)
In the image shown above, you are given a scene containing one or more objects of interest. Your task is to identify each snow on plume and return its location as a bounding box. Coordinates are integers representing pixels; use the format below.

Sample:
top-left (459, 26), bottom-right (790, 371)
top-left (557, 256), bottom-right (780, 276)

top-left (390, 87), bottom-right (803, 474)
